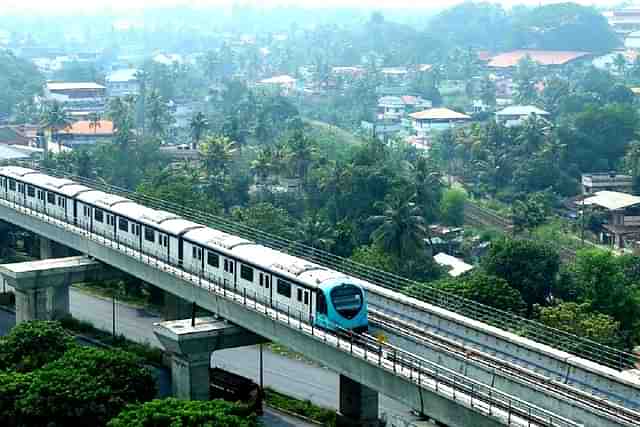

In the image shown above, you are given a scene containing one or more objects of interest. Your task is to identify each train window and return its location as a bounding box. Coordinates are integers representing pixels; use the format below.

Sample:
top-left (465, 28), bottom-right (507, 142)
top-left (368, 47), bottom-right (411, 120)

top-left (192, 247), bottom-right (197, 258)
top-left (26, 186), bottom-right (34, 197)
top-left (259, 273), bottom-right (263, 287)
top-left (94, 209), bottom-right (104, 223)
top-left (277, 280), bottom-right (292, 298)
top-left (207, 252), bottom-right (219, 268)
top-left (47, 192), bottom-right (55, 204)
top-left (37, 190), bottom-right (44, 201)
top-left (304, 291), bottom-right (309, 305)
top-left (118, 218), bottom-right (128, 232)
top-left (317, 292), bottom-right (327, 315)
top-left (265, 276), bottom-right (270, 289)
top-left (240, 265), bottom-right (254, 282)
top-left (163, 235), bottom-right (168, 247)
top-left (144, 227), bottom-right (154, 242)
top-left (8, 180), bottom-right (15, 191)
top-left (297, 289), bottom-right (302, 302)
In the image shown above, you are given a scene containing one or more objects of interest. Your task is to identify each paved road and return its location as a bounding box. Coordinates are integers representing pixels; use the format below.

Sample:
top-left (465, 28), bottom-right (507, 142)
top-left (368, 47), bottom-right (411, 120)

top-left (2, 287), bottom-right (422, 424)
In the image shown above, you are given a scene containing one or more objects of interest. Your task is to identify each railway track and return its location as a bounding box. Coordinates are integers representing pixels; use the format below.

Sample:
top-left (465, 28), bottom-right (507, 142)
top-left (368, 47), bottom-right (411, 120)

top-left (369, 309), bottom-right (640, 427)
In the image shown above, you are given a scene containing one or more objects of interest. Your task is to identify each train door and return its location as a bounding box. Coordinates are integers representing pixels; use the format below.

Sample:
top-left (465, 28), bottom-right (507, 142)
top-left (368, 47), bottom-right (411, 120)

top-left (258, 272), bottom-right (272, 305)
top-left (190, 244), bottom-right (203, 274)
top-left (35, 189), bottom-right (45, 212)
top-left (222, 258), bottom-right (235, 289)
top-left (79, 204), bottom-right (92, 231)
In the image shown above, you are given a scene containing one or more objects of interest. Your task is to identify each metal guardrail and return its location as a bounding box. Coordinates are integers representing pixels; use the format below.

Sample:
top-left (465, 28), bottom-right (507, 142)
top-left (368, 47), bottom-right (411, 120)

top-left (0, 194), bottom-right (579, 427)
top-left (6, 162), bottom-right (639, 371)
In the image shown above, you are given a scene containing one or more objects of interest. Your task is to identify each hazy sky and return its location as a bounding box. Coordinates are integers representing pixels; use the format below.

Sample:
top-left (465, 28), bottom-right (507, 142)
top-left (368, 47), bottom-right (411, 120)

top-left (0, 0), bottom-right (628, 13)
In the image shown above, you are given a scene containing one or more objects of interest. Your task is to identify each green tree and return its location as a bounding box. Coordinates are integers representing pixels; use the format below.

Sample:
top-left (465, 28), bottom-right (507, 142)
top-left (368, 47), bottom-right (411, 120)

top-left (190, 111), bottom-right (209, 149)
top-left (231, 202), bottom-right (294, 237)
top-left (0, 320), bottom-right (73, 372)
top-left (440, 188), bottom-right (467, 227)
top-left (17, 346), bottom-right (156, 426)
top-left (436, 271), bottom-right (527, 314)
top-left (349, 244), bottom-right (396, 273)
top-left (368, 192), bottom-right (428, 261)
top-left (514, 55), bottom-right (538, 105)
top-left (295, 214), bottom-right (336, 251)
top-left (107, 398), bottom-right (257, 427)
top-left (88, 112), bottom-right (101, 134)
top-left (199, 135), bottom-right (237, 179)
top-left (483, 238), bottom-right (560, 314)
top-left (145, 89), bottom-right (173, 140)
top-left (0, 372), bottom-right (32, 427)
top-left (539, 302), bottom-right (623, 348)
top-left (511, 192), bottom-right (550, 234)
top-left (40, 101), bottom-right (72, 162)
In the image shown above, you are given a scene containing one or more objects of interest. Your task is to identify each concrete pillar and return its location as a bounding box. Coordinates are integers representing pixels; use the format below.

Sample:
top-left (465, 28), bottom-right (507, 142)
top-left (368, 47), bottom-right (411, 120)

top-left (171, 350), bottom-right (211, 401)
top-left (338, 375), bottom-right (380, 427)
top-left (164, 293), bottom-right (193, 320)
top-left (14, 281), bottom-right (70, 323)
top-left (39, 236), bottom-right (53, 259)
top-left (154, 317), bottom-right (268, 401)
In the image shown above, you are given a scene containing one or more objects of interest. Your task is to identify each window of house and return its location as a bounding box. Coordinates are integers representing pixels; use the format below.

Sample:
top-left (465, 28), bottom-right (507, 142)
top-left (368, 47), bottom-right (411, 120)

top-left (94, 209), bottom-right (104, 223)
top-left (207, 252), bottom-right (219, 268)
top-left (144, 227), bottom-right (155, 242)
top-left (118, 218), bottom-right (128, 232)
top-left (277, 280), bottom-right (292, 298)
top-left (240, 265), bottom-right (254, 282)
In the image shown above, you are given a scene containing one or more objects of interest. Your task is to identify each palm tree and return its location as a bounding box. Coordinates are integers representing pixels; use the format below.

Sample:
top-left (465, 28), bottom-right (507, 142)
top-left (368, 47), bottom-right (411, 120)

top-left (296, 214), bottom-right (336, 251)
top-left (40, 101), bottom-right (71, 162)
top-left (199, 135), bottom-right (237, 179)
top-left (145, 89), bottom-right (172, 140)
top-left (413, 156), bottom-right (443, 224)
top-left (88, 112), bottom-right (101, 134)
top-left (614, 53), bottom-right (627, 78)
top-left (250, 146), bottom-right (276, 185)
top-left (368, 192), bottom-right (428, 261)
top-left (285, 131), bottom-right (317, 181)
top-left (189, 112), bottom-right (208, 150)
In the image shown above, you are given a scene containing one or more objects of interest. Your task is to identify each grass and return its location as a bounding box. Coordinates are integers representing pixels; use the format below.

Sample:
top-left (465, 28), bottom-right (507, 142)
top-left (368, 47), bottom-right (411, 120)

top-left (265, 388), bottom-right (336, 426)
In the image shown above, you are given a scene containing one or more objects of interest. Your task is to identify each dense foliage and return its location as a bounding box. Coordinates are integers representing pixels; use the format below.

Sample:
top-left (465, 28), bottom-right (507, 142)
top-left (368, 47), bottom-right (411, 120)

top-left (107, 399), bottom-right (257, 427)
top-left (0, 50), bottom-right (43, 119)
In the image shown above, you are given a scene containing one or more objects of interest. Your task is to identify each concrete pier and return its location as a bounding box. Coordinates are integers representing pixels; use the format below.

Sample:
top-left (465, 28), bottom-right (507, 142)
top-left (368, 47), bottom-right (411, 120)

top-left (0, 256), bottom-right (120, 323)
top-left (338, 375), bottom-right (380, 427)
top-left (154, 317), bottom-right (268, 400)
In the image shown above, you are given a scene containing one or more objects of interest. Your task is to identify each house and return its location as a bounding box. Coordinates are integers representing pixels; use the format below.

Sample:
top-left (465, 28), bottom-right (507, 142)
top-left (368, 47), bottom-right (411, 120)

top-left (487, 50), bottom-right (591, 70)
top-left (377, 96), bottom-right (405, 121)
top-left (0, 126), bottom-right (38, 146)
top-left (582, 173), bottom-right (633, 195)
top-left (57, 120), bottom-right (114, 146)
top-left (605, 7), bottom-right (640, 34)
top-left (43, 82), bottom-right (106, 114)
top-left (433, 253), bottom-right (474, 277)
top-left (106, 68), bottom-right (140, 98)
top-left (582, 191), bottom-right (640, 249)
top-left (409, 108), bottom-right (471, 138)
top-left (495, 105), bottom-right (550, 127)
top-left (257, 75), bottom-right (297, 95)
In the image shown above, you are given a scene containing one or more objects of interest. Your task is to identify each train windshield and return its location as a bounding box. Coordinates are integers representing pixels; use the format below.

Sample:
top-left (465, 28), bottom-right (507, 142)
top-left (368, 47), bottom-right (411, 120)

top-left (330, 284), bottom-right (363, 320)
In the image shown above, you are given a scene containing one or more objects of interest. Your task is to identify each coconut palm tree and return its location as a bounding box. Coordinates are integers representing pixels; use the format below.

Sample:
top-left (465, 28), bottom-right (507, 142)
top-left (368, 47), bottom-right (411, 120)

top-left (88, 112), bottom-right (101, 134)
top-left (413, 156), bottom-right (443, 224)
top-left (368, 192), bottom-right (428, 261)
top-left (199, 135), bottom-right (237, 179)
top-left (189, 112), bottom-right (208, 149)
top-left (285, 131), bottom-right (317, 181)
top-left (40, 101), bottom-right (71, 162)
top-left (295, 214), bottom-right (336, 252)
top-left (250, 146), bottom-right (276, 185)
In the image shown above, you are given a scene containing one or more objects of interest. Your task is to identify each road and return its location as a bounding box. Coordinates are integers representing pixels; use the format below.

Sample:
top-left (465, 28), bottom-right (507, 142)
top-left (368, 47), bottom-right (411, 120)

top-left (1, 286), bottom-right (422, 424)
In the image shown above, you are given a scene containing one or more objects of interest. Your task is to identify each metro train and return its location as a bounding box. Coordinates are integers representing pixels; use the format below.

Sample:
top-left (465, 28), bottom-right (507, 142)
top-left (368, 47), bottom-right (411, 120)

top-left (0, 166), bottom-right (368, 332)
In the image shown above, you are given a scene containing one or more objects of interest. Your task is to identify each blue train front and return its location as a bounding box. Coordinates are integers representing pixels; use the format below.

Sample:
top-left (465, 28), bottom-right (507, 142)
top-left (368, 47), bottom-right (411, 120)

top-left (314, 279), bottom-right (368, 333)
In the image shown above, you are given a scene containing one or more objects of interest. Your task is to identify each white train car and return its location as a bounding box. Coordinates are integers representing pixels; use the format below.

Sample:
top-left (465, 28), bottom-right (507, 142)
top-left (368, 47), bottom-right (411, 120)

top-left (77, 191), bottom-right (132, 241)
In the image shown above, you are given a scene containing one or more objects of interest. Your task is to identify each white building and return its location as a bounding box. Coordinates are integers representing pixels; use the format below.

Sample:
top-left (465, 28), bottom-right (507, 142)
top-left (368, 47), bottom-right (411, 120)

top-left (106, 69), bottom-right (140, 98)
top-left (433, 253), bottom-right (474, 277)
top-left (495, 105), bottom-right (550, 127)
top-left (257, 75), bottom-right (297, 96)
top-left (43, 82), bottom-right (106, 114)
top-left (409, 108), bottom-right (471, 138)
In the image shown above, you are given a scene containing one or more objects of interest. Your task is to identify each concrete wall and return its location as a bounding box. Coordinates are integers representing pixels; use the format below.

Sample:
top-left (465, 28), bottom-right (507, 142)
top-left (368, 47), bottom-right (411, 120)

top-left (367, 284), bottom-right (640, 410)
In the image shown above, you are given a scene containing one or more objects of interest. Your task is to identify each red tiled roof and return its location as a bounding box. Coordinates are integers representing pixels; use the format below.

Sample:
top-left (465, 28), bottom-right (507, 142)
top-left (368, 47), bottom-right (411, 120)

top-left (488, 50), bottom-right (591, 68)
top-left (59, 120), bottom-right (114, 136)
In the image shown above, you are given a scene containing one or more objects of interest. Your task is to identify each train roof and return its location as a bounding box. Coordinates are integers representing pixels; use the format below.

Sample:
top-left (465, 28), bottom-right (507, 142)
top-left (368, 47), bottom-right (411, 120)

top-left (184, 227), bottom-right (253, 251)
top-left (0, 166), bottom-right (37, 178)
top-left (157, 218), bottom-right (204, 236)
top-left (231, 244), bottom-right (327, 280)
top-left (19, 173), bottom-right (91, 197)
top-left (77, 190), bottom-right (131, 208)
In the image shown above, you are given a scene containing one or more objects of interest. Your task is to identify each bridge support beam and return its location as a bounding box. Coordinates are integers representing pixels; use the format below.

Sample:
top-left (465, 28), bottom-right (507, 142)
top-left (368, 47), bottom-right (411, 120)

top-left (338, 375), bottom-right (380, 427)
top-left (154, 317), bottom-right (268, 401)
top-left (0, 256), bottom-right (122, 324)
top-left (39, 236), bottom-right (71, 260)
